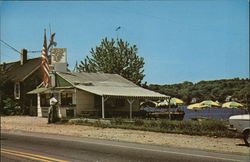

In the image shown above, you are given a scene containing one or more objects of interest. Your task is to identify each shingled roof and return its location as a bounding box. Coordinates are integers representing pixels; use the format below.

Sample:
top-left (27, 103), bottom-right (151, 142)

top-left (0, 57), bottom-right (41, 82)
top-left (57, 72), bottom-right (168, 99)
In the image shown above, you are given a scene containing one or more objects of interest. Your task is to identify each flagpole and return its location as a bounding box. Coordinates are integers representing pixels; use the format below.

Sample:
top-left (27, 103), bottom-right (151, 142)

top-left (41, 29), bottom-right (50, 88)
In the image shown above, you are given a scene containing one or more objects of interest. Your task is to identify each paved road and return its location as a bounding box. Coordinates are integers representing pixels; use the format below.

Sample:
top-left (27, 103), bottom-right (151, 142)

top-left (1, 130), bottom-right (249, 162)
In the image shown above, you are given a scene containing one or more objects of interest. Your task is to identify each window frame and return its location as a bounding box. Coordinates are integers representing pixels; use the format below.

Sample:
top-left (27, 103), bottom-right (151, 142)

top-left (60, 92), bottom-right (73, 106)
top-left (14, 82), bottom-right (20, 99)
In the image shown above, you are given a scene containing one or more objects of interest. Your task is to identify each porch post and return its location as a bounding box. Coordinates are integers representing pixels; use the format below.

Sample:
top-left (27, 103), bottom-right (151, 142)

top-left (58, 92), bottom-right (62, 118)
top-left (127, 99), bottom-right (134, 120)
top-left (37, 93), bottom-right (42, 117)
top-left (168, 97), bottom-right (171, 120)
top-left (101, 96), bottom-right (110, 119)
top-left (102, 96), bottom-right (105, 119)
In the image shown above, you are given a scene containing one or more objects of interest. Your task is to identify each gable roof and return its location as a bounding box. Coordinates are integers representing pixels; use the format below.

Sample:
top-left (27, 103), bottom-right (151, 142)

top-left (0, 57), bottom-right (41, 82)
top-left (57, 72), bottom-right (168, 99)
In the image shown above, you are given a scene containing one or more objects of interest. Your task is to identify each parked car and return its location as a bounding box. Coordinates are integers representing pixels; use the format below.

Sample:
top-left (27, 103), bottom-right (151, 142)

top-left (228, 114), bottom-right (250, 146)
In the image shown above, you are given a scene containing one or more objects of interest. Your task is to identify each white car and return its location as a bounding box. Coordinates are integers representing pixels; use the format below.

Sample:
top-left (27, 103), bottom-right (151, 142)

top-left (229, 114), bottom-right (250, 146)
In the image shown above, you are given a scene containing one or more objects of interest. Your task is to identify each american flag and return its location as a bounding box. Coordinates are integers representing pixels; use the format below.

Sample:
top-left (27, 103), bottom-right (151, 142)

top-left (41, 30), bottom-right (50, 87)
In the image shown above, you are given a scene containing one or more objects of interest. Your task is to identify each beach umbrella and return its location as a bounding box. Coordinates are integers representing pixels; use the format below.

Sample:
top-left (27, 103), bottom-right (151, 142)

top-left (140, 101), bottom-right (158, 107)
top-left (222, 101), bottom-right (244, 108)
top-left (157, 98), bottom-right (184, 107)
top-left (170, 97), bottom-right (184, 105)
top-left (157, 100), bottom-right (169, 107)
top-left (187, 103), bottom-right (207, 110)
top-left (200, 100), bottom-right (220, 107)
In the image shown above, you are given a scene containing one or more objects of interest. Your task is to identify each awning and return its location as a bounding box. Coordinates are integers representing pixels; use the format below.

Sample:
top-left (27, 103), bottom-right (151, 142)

top-left (27, 87), bottom-right (50, 94)
top-left (27, 86), bottom-right (75, 94)
top-left (75, 85), bottom-right (169, 99)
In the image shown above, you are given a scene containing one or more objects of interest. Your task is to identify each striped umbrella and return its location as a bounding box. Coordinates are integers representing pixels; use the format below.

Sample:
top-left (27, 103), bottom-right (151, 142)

top-left (222, 101), bottom-right (244, 108)
top-left (157, 98), bottom-right (184, 107)
top-left (200, 100), bottom-right (220, 107)
top-left (187, 103), bottom-right (207, 110)
top-left (170, 97), bottom-right (184, 105)
top-left (140, 101), bottom-right (158, 107)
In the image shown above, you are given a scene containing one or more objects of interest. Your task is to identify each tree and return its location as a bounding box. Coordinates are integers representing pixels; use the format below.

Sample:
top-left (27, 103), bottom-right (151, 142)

top-left (0, 69), bottom-right (17, 115)
top-left (78, 37), bottom-right (145, 85)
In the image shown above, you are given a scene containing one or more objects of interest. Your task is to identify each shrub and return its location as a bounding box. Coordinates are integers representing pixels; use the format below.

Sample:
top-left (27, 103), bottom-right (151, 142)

top-left (66, 117), bottom-right (240, 138)
top-left (111, 118), bottom-right (124, 125)
top-left (134, 119), bottom-right (144, 126)
top-left (68, 118), bottom-right (88, 124)
top-left (145, 120), bottom-right (158, 128)
top-left (1, 98), bottom-right (22, 115)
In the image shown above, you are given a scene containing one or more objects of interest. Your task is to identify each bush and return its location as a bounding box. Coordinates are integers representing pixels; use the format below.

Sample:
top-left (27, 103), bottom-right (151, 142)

top-left (68, 118), bottom-right (89, 124)
top-left (1, 98), bottom-right (22, 115)
top-left (66, 117), bottom-right (240, 138)
top-left (134, 119), bottom-right (144, 126)
top-left (145, 120), bottom-right (158, 128)
top-left (111, 118), bottom-right (124, 125)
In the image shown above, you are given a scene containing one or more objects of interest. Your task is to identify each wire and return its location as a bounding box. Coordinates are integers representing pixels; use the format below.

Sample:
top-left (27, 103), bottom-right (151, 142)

top-left (0, 40), bottom-right (22, 55)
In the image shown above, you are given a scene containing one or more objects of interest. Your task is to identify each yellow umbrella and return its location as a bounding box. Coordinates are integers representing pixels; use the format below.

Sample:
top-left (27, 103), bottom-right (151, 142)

top-left (158, 97), bottom-right (184, 107)
top-left (200, 100), bottom-right (220, 107)
top-left (157, 100), bottom-right (169, 107)
top-left (170, 97), bottom-right (184, 105)
top-left (187, 103), bottom-right (207, 110)
top-left (222, 101), bottom-right (244, 108)
top-left (140, 101), bottom-right (158, 107)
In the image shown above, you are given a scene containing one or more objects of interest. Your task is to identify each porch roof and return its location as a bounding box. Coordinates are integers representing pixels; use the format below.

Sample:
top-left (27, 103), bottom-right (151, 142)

top-left (75, 85), bottom-right (167, 99)
top-left (57, 72), bottom-right (169, 99)
top-left (27, 87), bottom-right (50, 94)
top-left (27, 86), bottom-right (74, 94)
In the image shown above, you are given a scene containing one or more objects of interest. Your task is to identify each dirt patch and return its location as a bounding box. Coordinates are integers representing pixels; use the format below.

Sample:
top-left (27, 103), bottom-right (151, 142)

top-left (1, 116), bottom-right (249, 154)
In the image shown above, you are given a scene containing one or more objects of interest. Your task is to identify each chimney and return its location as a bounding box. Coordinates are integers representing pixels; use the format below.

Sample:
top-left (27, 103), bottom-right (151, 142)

top-left (20, 48), bottom-right (28, 65)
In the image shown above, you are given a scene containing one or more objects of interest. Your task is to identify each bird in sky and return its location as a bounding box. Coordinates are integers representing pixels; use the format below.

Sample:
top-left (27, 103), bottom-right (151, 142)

top-left (115, 26), bottom-right (121, 31)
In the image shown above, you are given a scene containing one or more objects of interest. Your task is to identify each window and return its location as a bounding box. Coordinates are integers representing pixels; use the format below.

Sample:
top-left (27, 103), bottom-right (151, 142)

top-left (61, 93), bottom-right (73, 106)
top-left (14, 82), bottom-right (20, 99)
top-left (40, 94), bottom-right (50, 107)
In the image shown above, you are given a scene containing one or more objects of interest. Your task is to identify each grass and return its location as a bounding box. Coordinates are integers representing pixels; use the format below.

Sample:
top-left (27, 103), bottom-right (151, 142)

top-left (67, 118), bottom-right (241, 138)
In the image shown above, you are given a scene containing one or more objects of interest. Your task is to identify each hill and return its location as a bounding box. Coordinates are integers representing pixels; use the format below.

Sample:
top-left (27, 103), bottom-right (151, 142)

top-left (145, 78), bottom-right (250, 105)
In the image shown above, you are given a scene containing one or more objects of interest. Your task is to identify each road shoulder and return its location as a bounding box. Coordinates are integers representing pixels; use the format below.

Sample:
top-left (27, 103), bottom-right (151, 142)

top-left (1, 116), bottom-right (249, 155)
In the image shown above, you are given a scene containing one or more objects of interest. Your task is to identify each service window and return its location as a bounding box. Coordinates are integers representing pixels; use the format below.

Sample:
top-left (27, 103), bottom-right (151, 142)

top-left (61, 93), bottom-right (73, 106)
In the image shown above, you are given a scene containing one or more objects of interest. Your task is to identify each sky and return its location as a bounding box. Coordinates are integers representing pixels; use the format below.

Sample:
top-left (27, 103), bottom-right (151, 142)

top-left (0, 0), bottom-right (249, 84)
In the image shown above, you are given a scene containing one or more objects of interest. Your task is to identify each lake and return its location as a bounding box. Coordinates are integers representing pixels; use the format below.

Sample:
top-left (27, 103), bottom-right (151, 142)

top-left (142, 106), bottom-right (247, 120)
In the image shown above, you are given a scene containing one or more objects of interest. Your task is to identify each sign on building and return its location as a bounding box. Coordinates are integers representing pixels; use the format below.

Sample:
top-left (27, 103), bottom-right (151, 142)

top-left (51, 48), bottom-right (67, 63)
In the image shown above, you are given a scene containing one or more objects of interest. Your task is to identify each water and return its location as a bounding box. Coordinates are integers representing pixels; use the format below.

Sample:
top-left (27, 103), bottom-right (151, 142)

top-left (142, 106), bottom-right (247, 120)
top-left (180, 106), bottom-right (247, 120)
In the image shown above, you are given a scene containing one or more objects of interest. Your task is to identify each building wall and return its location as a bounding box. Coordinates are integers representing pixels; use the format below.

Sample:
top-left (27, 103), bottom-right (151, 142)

top-left (37, 88), bottom-right (142, 118)
top-left (75, 89), bottom-right (96, 115)
top-left (20, 68), bottom-right (42, 115)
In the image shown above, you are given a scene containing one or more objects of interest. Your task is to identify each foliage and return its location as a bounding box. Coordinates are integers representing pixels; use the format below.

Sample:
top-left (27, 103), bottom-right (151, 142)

top-left (0, 70), bottom-right (12, 96)
top-left (0, 66), bottom-right (26, 115)
top-left (0, 69), bottom-right (14, 110)
top-left (67, 118), bottom-right (241, 138)
top-left (77, 37), bottom-right (145, 85)
top-left (1, 98), bottom-right (22, 115)
top-left (146, 78), bottom-right (250, 106)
